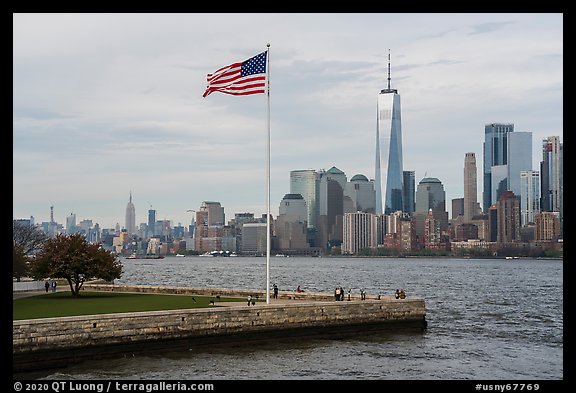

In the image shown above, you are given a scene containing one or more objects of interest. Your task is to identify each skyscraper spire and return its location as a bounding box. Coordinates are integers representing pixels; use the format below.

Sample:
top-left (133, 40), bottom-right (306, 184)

top-left (387, 49), bottom-right (391, 91)
top-left (125, 190), bottom-right (136, 235)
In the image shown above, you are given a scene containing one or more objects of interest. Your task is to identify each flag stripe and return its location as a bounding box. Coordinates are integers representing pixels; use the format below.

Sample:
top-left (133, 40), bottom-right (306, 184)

top-left (203, 52), bottom-right (267, 98)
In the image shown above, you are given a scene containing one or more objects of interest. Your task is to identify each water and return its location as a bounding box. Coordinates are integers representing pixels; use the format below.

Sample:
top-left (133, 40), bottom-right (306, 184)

top-left (24, 256), bottom-right (563, 380)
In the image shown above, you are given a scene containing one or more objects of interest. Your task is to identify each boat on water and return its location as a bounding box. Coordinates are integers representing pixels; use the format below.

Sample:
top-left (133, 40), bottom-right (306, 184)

top-left (126, 253), bottom-right (165, 260)
top-left (199, 250), bottom-right (237, 257)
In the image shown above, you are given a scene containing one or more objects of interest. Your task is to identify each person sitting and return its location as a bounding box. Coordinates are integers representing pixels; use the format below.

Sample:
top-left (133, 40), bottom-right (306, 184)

top-left (399, 288), bottom-right (406, 299)
top-left (395, 289), bottom-right (401, 299)
top-left (296, 285), bottom-right (304, 293)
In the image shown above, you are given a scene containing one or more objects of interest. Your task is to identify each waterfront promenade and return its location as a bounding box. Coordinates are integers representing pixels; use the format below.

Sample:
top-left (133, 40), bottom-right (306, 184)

top-left (13, 284), bottom-right (427, 373)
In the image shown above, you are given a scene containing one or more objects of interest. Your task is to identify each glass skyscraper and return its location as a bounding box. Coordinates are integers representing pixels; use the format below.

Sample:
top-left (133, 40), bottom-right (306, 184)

top-left (290, 169), bottom-right (319, 229)
top-left (483, 123), bottom-right (514, 213)
top-left (375, 53), bottom-right (403, 215)
top-left (507, 131), bottom-right (532, 198)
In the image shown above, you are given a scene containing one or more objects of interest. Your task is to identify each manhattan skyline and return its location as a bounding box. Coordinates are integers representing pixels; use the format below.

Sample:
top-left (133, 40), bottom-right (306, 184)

top-left (13, 13), bottom-right (563, 229)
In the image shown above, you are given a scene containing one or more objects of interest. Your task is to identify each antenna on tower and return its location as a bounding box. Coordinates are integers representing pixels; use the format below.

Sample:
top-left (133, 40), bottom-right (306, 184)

top-left (387, 49), bottom-right (391, 90)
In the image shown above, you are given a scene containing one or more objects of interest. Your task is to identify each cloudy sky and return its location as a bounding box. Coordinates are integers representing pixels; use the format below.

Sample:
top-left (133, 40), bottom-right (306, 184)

top-left (13, 13), bottom-right (563, 229)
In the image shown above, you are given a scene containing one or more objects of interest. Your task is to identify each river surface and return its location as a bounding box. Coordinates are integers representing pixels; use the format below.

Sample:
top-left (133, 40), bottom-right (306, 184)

top-left (26, 256), bottom-right (563, 381)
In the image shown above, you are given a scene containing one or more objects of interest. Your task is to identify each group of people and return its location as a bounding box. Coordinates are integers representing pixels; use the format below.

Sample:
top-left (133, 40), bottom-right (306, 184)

top-left (44, 279), bottom-right (57, 293)
top-left (334, 287), bottom-right (368, 301)
top-left (395, 288), bottom-right (406, 299)
top-left (246, 284), bottom-right (406, 303)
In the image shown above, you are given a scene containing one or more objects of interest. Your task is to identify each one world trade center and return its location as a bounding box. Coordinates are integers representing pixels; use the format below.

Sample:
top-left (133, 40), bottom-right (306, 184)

top-left (375, 51), bottom-right (404, 215)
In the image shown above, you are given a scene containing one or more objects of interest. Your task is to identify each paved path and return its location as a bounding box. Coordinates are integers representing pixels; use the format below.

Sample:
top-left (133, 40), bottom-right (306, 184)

top-left (12, 289), bottom-right (66, 299)
top-left (12, 290), bottom-right (316, 306)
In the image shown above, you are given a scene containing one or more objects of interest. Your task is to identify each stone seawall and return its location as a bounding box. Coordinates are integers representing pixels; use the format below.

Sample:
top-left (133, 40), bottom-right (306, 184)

top-left (82, 283), bottom-right (367, 301)
top-left (13, 285), bottom-right (426, 372)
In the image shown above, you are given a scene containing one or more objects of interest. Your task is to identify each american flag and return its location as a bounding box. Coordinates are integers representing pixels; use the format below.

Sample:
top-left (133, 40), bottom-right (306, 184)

top-left (202, 51), bottom-right (267, 97)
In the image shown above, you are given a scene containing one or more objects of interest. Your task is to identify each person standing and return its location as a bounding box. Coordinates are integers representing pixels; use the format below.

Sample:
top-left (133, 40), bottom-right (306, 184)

top-left (247, 294), bottom-right (252, 306)
top-left (44, 281), bottom-right (50, 293)
top-left (360, 289), bottom-right (366, 300)
top-left (51, 280), bottom-right (57, 293)
top-left (273, 284), bottom-right (279, 299)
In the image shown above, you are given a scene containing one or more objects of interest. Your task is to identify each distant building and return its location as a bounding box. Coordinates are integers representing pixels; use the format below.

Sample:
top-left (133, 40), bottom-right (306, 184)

top-left (147, 209), bottom-right (156, 238)
top-left (290, 169), bottom-right (319, 229)
top-left (414, 177), bottom-right (449, 246)
top-left (403, 170), bottom-right (415, 215)
top-left (519, 170), bottom-right (540, 226)
top-left (276, 194), bottom-right (309, 251)
top-left (375, 52), bottom-right (404, 215)
top-left (483, 123), bottom-right (514, 213)
top-left (242, 223), bottom-right (268, 255)
top-left (534, 212), bottom-right (560, 242)
top-left (344, 174), bottom-right (376, 214)
top-left (317, 167), bottom-right (346, 251)
top-left (342, 211), bottom-right (377, 254)
top-left (507, 132), bottom-right (532, 198)
top-left (423, 209), bottom-right (441, 245)
top-left (496, 191), bottom-right (521, 243)
top-left (452, 198), bottom-right (464, 220)
top-left (195, 201), bottom-right (226, 253)
top-left (125, 191), bottom-right (136, 235)
top-left (66, 213), bottom-right (77, 234)
top-left (464, 152), bottom-right (478, 222)
top-left (540, 136), bottom-right (563, 236)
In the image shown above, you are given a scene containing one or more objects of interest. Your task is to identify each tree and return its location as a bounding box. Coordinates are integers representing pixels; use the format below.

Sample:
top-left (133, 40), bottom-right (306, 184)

top-left (13, 221), bottom-right (47, 281)
top-left (30, 233), bottom-right (123, 297)
top-left (13, 244), bottom-right (28, 281)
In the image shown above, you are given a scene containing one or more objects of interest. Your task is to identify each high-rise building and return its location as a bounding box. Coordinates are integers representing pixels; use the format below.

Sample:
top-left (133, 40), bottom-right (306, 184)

top-left (507, 131), bottom-right (532, 198)
top-left (344, 174), bottom-right (376, 213)
top-left (342, 211), bottom-right (377, 255)
top-left (534, 211), bottom-right (560, 242)
top-left (520, 170), bottom-right (540, 226)
top-left (290, 169), bottom-right (319, 229)
top-left (317, 167), bottom-right (346, 251)
top-left (483, 123), bottom-right (514, 213)
top-left (199, 201), bottom-right (225, 226)
top-left (414, 177), bottom-right (449, 239)
top-left (464, 152), bottom-right (478, 222)
top-left (147, 209), bottom-right (156, 238)
top-left (241, 223), bottom-right (268, 255)
top-left (540, 136), bottom-right (562, 213)
top-left (402, 171), bottom-right (415, 215)
top-left (375, 51), bottom-right (404, 215)
top-left (66, 213), bottom-right (77, 234)
top-left (276, 194), bottom-right (309, 251)
top-left (125, 191), bottom-right (136, 235)
top-left (452, 198), bottom-right (464, 219)
top-left (496, 191), bottom-right (520, 243)
top-left (194, 201), bottom-right (226, 253)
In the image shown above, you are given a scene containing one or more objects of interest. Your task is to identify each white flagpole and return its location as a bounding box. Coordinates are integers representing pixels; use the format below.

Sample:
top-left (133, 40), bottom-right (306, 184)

top-left (266, 43), bottom-right (271, 305)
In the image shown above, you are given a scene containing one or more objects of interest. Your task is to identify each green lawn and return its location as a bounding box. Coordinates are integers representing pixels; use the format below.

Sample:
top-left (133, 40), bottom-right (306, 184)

top-left (13, 291), bottom-right (247, 320)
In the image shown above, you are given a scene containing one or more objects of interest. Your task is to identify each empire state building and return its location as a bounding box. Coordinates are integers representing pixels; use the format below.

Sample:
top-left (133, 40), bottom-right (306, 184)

top-left (125, 191), bottom-right (136, 235)
top-left (375, 51), bottom-right (404, 215)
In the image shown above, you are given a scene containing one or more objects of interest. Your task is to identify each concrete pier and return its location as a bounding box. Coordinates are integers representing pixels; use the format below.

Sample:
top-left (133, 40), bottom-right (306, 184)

top-left (13, 285), bottom-right (426, 373)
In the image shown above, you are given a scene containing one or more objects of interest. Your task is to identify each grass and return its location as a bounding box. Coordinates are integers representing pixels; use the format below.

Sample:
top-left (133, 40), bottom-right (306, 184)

top-left (13, 291), bottom-right (250, 320)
